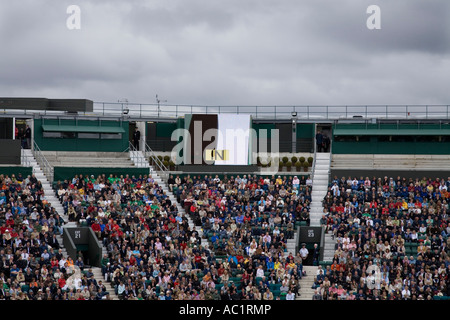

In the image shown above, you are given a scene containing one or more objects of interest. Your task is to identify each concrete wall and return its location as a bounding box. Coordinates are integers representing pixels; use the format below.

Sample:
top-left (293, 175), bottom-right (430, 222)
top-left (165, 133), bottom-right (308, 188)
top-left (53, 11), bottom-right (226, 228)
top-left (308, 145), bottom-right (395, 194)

top-left (331, 154), bottom-right (450, 170)
top-left (150, 151), bottom-right (314, 165)
top-left (53, 167), bottom-right (150, 182)
top-left (0, 166), bottom-right (33, 177)
top-left (331, 169), bottom-right (450, 180)
top-left (0, 139), bottom-right (21, 164)
top-left (136, 121), bottom-right (146, 151)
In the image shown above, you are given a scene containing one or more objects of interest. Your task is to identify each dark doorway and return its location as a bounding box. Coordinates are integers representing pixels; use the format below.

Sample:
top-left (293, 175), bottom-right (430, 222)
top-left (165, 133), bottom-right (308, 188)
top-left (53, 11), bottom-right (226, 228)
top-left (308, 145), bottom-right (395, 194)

top-left (0, 118), bottom-right (13, 139)
top-left (15, 118), bottom-right (27, 148)
top-left (129, 122), bottom-right (137, 147)
top-left (316, 123), bottom-right (332, 153)
top-left (80, 250), bottom-right (90, 265)
top-left (76, 246), bottom-right (90, 267)
top-left (275, 123), bottom-right (292, 152)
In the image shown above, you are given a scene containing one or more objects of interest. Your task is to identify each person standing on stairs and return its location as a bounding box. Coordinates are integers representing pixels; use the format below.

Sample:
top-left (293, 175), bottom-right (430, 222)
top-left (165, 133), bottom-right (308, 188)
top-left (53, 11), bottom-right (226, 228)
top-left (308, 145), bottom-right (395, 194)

top-left (133, 127), bottom-right (141, 150)
top-left (315, 130), bottom-right (323, 153)
top-left (300, 243), bottom-right (309, 267)
top-left (295, 252), bottom-right (303, 279)
top-left (323, 134), bottom-right (330, 152)
top-left (313, 243), bottom-right (320, 266)
top-left (25, 125), bottom-right (32, 149)
top-left (19, 128), bottom-right (26, 149)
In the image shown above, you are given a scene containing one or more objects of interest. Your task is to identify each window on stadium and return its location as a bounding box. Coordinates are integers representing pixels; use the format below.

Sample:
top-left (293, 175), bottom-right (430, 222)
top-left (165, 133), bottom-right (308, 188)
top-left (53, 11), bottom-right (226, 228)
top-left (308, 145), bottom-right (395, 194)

top-left (78, 133), bottom-right (100, 139)
top-left (100, 133), bottom-right (122, 139)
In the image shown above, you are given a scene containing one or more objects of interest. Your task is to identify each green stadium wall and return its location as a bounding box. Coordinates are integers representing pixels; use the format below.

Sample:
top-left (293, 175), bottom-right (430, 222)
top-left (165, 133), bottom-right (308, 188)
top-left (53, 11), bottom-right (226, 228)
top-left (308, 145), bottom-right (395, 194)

top-left (332, 123), bottom-right (450, 154)
top-left (0, 167), bottom-right (33, 178)
top-left (34, 119), bottom-right (129, 152)
top-left (53, 167), bottom-right (150, 182)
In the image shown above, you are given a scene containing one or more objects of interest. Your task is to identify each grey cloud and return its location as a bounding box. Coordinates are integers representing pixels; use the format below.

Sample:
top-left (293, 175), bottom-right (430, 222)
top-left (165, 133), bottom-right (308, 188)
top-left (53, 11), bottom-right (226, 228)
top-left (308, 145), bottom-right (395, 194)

top-left (0, 0), bottom-right (449, 106)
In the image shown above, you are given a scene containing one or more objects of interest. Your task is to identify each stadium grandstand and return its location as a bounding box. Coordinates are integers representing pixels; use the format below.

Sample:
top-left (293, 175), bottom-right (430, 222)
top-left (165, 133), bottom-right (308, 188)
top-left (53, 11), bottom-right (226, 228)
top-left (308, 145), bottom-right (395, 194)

top-left (0, 99), bottom-right (449, 300)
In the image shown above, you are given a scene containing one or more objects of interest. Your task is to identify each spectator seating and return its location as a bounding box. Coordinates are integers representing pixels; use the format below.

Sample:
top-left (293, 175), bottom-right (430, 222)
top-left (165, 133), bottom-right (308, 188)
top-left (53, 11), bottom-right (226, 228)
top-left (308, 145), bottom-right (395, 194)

top-left (316, 175), bottom-right (450, 300)
top-left (53, 173), bottom-right (312, 300)
top-left (0, 173), bottom-right (77, 300)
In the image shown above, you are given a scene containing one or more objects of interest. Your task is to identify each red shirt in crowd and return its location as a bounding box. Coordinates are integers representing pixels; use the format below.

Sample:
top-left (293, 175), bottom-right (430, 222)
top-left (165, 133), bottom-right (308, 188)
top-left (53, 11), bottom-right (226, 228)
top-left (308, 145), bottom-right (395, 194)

top-left (91, 222), bottom-right (101, 232)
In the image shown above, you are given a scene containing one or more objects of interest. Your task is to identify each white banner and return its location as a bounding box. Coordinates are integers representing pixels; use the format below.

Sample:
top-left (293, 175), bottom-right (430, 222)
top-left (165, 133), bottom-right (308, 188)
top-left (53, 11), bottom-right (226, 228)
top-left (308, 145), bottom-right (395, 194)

top-left (215, 114), bottom-right (251, 165)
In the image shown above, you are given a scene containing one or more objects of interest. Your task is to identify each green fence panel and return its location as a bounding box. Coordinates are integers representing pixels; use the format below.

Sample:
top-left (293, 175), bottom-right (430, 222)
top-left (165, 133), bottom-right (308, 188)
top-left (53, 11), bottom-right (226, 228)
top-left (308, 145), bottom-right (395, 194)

top-left (0, 166), bottom-right (33, 177)
top-left (53, 167), bottom-right (150, 182)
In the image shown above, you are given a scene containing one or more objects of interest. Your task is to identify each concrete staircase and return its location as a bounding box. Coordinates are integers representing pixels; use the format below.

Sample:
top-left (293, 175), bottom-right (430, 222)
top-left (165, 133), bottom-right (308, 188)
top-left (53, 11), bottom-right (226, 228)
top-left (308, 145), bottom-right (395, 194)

top-left (286, 232), bottom-right (298, 256)
top-left (22, 149), bottom-right (74, 265)
top-left (331, 154), bottom-right (450, 170)
top-left (41, 151), bottom-right (135, 168)
top-left (54, 233), bottom-right (69, 258)
top-left (309, 152), bottom-right (337, 267)
top-left (310, 152), bottom-right (331, 227)
top-left (22, 149), bottom-right (74, 226)
top-left (297, 265), bottom-right (318, 300)
top-left (129, 150), bottom-right (149, 168)
top-left (151, 170), bottom-right (209, 248)
top-left (322, 232), bottom-right (336, 263)
top-left (129, 150), bottom-right (208, 247)
top-left (92, 266), bottom-right (119, 300)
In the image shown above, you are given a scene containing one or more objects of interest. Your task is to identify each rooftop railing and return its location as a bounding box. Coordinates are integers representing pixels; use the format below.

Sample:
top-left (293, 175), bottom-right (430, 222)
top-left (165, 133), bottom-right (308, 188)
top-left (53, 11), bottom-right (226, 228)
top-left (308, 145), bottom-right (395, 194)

top-left (93, 103), bottom-right (450, 120)
top-left (2, 103), bottom-right (450, 120)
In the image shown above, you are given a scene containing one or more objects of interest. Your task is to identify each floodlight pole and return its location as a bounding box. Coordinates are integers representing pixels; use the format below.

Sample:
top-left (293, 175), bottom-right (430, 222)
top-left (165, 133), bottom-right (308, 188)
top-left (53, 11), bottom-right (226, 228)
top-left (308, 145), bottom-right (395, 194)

top-left (292, 111), bottom-right (297, 153)
top-left (156, 94), bottom-right (167, 118)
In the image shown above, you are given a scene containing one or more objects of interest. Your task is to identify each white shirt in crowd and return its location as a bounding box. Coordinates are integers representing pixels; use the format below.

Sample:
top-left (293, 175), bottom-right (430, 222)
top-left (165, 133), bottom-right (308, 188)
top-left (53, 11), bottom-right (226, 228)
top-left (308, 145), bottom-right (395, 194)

top-left (286, 292), bottom-right (296, 300)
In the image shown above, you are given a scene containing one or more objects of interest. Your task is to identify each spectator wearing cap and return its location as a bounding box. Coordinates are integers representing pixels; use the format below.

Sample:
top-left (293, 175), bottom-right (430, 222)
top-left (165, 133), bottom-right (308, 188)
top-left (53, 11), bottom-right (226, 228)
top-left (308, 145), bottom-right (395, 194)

top-left (300, 243), bottom-right (309, 261)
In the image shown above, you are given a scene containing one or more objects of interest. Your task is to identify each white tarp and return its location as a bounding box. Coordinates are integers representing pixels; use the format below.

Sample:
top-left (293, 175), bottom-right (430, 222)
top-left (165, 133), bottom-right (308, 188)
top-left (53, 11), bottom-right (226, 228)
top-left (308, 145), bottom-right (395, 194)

top-left (215, 114), bottom-right (251, 165)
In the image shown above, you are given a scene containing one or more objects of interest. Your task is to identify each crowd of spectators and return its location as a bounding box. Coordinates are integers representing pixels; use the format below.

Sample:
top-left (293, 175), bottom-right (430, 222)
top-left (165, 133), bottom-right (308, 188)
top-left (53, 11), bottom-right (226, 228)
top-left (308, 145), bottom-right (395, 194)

top-left (0, 173), bottom-right (80, 300)
top-left (7, 168), bottom-right (449, 301)
top-left (55, 172), bottom-right (313, 300)
top-left (172, 173), bottom-right (312, 251)
top-left (314, 175), bottom-right (450, 300)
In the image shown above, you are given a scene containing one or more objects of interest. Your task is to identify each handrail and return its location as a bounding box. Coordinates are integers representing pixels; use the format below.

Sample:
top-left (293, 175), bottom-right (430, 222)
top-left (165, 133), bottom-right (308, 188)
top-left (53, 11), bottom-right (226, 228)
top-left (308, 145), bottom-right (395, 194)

top-left (62, 226), bottom-right (78, 261)
top-left (312, 124), bottom-right (317, 182)
top-left (20, 147), bottom-right (32, 167)
top-left (328, 138), bottom-right (332, 175)
top-left (3, 104), bottom-right (450, 121)
top-left (128, 141), bottom-right (148, 168)
top-left (121, 144), bottom-right (130, 153)
top-left (144, 142), bottom-right (169, 181)
top-left (32, 141), bottom-right (54, 182)
top-left (319, 225), bottom-right (327, 262)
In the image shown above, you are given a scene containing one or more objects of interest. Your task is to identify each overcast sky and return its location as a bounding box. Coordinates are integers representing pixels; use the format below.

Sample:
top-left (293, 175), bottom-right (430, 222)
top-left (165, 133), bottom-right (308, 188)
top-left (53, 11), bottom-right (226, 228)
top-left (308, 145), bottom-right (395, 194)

top-left (0, 0), bottom-right (449, 107)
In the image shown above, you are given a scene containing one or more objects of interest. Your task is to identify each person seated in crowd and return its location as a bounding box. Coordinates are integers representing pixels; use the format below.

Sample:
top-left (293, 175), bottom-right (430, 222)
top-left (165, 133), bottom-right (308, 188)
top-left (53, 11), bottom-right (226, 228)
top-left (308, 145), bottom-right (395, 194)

top-left (318, 175), bottom-right (449, 300)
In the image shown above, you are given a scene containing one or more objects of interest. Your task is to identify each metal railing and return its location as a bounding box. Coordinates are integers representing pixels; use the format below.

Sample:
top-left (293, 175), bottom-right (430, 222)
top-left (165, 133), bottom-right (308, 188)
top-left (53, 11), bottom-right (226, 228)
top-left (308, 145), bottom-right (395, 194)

top-left (20, 147), bottom-right (32, 167)
top-left (319, 225), bottom-right (327, 262)
top-left (312, 125), bottom-right (318, 180)
top-left (328, 139), bottom-right (333, 175)
top-left (62, 227), bottom-right (78, 261)
top-left (92, 103), bottom-right (450, 120)
top-left (144, 142), bottom-right (169, 181)
top-left (32, 141), bottom-right (54, 182)
top-left (127, 141), bottom-right (149, 168)
top-left (2, 104), bottom-right (450, 120)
